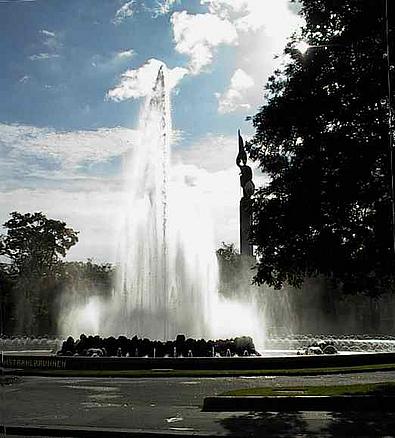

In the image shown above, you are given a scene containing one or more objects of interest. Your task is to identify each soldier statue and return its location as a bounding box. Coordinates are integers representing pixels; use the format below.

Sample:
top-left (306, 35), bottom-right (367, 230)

top-left (236, 130), bottom-right (254, 256)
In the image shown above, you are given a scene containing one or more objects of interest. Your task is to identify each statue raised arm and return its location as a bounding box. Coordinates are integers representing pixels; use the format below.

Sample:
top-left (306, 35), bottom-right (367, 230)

top-left (236, 130), bottom-right (255, 198)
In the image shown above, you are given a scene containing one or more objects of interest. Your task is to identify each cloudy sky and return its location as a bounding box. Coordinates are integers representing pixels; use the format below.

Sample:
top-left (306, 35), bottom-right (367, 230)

top-left (0, 0), bottom-right (302, 262)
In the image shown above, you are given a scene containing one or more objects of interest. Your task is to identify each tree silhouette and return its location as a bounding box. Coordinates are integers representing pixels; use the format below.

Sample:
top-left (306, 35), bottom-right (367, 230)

top-left (0, 211), bottom-right (79, 333)
top-left (248, 0), bottom-right (395, 295)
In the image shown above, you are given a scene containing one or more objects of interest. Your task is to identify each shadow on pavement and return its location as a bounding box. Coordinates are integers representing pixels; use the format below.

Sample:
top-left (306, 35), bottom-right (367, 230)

top-left (324, 411), bottom-right (395, 437)
top-left (219, 410), bottom-right (395, 437)
top-left (218, 411), bottom-right (308, 436)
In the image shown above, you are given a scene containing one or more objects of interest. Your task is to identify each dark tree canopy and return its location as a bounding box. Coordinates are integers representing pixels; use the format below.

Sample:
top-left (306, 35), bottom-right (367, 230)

top-left (248, 0), bottom-right (395, 295)
top-left (0, 212), bottom-right (80, 334)
top-left (0, 211), bottom-right (79, 277)
top-left (216, 242), bottom-right (243, 296)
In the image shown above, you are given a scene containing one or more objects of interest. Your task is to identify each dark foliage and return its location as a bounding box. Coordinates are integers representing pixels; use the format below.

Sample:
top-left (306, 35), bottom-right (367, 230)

top-left (216, 243), bottom-right (244, 296)
top-left (0, 211), bottom-right (79, 276)
top-left (0, 212), bottom-right (114, 335)
top-left (0, 212), bottom-right (79, 334)
top-left (60, 259), bottom-right (114, 299)
top-left (247, 0), bottom-right (395, 296)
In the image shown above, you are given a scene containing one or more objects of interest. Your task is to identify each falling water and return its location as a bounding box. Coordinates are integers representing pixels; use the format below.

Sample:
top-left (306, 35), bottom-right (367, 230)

top-left (109, 66), bottom-right (216, 339)
top-left (60, 65), bottom-right (263, 343)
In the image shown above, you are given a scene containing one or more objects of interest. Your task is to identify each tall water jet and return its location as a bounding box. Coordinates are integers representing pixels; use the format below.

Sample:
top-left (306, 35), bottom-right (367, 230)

top-left (60, 64), bottom-right (263, 344)
top-left (113, 66), bottom-right (171, 338)
top-left (106, 65), bottom-right (217, 339)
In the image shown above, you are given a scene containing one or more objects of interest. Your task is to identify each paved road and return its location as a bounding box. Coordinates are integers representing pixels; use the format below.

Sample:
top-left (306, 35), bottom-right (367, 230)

top-left (3, 372), bottom-right (395, 436)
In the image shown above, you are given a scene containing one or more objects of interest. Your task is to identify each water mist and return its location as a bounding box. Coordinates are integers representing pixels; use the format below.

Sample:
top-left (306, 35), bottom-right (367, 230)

top-left (60, 65), bottom-right (263, 343)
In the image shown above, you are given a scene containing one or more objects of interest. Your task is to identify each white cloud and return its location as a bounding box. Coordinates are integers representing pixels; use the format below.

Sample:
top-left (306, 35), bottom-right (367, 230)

top-left (173, 133), bottom-right (268, 247)
top-left (19, 75), bottom-right (30, 83)
top-left (165, 0), bottom-right (302, 107)
top-left (216, 68), bottom-right (254, 114)
top-left (0, 188), bottom-right (123, 263)
top-left (173, 133), bottom-right (237, 172)
top-left (0, 123), bottom-right (140, 262)
top-left (166, 65), bottom-right (189, 89)
top-left (113, 0), bottom-right (135, 24)
top-left (40, 29), bottom-right (56, 38)
top-left (152, 0), bottom-right (179, 16)
top-left (201, 0), bottom-right (247, 19)
top-left (236, 0), bottom-right (302, 35)
top-left (39, 28), bottom-right (61, 51)
top-left (0, 123), bottom-right (137, 169)
top-left (195, 0), bottom-right (303, 114)
top-left (116, 49), bottom-right (135, 59)
top-left (91, 50), bottom-right (136, 70)
top-left (0, 126), bottom-right (266, 260)
top-left (107, 58), bottom-right (188, 101)
top-left (201, 0), bottom-right (302, 35)
top-left (29, 53), bottom-right (60, 61)
top-left (171, 11), bottom-right (238, 74)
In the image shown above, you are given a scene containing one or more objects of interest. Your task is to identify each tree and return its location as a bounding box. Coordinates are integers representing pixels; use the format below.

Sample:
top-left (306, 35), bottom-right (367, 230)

top-left (0, 212), bottom-right (79, 333)
top-left (1, 211), bottom-right (78, 276)
top-left (247, 0), bottom-right (395, 296)
top-left (216, 243), bottom-right (242, 296)
top-left (0, 263), bottom-right (15, 335)
top-left (216, 242), bottom-right (257, 297)
top-left (61, 259), bottom-right (114, 298)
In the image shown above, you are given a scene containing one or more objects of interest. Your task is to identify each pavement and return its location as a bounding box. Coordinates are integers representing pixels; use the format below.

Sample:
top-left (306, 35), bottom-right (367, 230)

top-left (3, 372), bottom-right (395, 436)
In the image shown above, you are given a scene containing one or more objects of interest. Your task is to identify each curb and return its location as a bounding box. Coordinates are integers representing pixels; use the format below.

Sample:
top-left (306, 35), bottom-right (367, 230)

top-left (4, 352), bottom-right (395, 372)
top-left (202, 395), bottom-right (395, 412)
top-left (1, 425), bottom-right (215, 437)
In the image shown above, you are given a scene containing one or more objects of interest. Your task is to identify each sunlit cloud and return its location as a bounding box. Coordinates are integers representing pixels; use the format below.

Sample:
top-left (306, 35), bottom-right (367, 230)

top-left (0, 188), bottom-right (123, 263)
top-left (116, 49), bottom-right (135, 59)
top-left (171, 11), bottom-right (238, 74)
top-left (107, 58), bottom-right (188, 101)
top-left (38, 27), bottom-right (62, 52)
top-left (0, 123), bottom-right (137, 169)
top-left (216, 68), bottom-right (254, 114)
top-left (197, 0), bottom-right (303, 112)
top-left (152, 0), bottom-right (179, 16)
top-left (166, 0), bottom-right (302, 108)
top-left (40, 29), bottom-right (56, 38)
top-left (28, 53), bottom-right (60, 61)
top-left (90, 49), bottom-right (136, 70)
top-left (112, 0), bottom-right (135, 25)
top-left (0, 0), bottom-right (302, 262)
top-left (173, 133), bottom-right (269, 247)
top-left (201, 0), bottom-right (302, 35)
top-left (19, 75), bottom-right (30, 83)
top-left (0, 124), bottom-right (266, 259)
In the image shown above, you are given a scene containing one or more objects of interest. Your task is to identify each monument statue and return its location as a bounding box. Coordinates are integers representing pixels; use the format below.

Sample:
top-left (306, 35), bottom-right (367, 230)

top-left (237, 130), bottom-right (254, 256)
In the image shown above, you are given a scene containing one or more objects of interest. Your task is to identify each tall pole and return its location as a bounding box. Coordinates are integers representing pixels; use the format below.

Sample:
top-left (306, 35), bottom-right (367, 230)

top-left (385, 0), bottom-right (395, 255)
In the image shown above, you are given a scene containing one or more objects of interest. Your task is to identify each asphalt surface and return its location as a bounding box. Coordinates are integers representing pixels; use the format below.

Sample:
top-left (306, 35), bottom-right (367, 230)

top-left (3, 372), bottom-right (395, 436)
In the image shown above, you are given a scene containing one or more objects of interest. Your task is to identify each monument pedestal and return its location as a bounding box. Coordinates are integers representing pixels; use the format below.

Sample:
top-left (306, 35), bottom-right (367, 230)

top-left (240, 196), bottom-right (253, 257)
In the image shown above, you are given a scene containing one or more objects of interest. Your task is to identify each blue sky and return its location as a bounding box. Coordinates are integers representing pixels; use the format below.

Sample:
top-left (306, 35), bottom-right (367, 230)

top-left (1, 0), bottom-right (244, 133)
top-left (0, 0), bottom-right (302, 261)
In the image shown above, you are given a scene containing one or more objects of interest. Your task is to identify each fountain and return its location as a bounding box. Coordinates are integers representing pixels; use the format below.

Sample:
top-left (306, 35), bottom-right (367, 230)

top-left (104, 65), bottom-right (216, 339)
top-left (2, 70), bottom-right (395, 363)
top-left (55, 65), bottom-right (395, 356)
top-left (60, 64), bottom-right (263, 343)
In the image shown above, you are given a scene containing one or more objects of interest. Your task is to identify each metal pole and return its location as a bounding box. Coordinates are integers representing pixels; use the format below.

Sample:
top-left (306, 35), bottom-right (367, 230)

top-left (385, 0), bottom-right (395, 255)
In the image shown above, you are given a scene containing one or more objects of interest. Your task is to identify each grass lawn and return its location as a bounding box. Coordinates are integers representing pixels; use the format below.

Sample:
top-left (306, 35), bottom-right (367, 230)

top-left (223, 382), bottom-right (395, 397)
